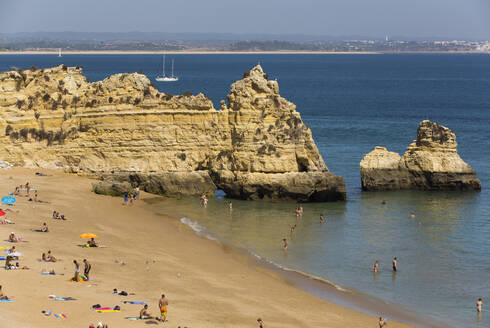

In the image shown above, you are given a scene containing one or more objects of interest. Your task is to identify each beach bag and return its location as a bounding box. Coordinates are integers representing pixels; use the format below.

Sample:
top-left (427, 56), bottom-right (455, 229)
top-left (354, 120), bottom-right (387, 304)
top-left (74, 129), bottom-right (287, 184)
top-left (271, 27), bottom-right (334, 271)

top-left (113, 305), bottom-right (120, 311)
top-left (119, 291), bottom-right (128, 296)
top-left (92, 304), bottom-right (101, 309)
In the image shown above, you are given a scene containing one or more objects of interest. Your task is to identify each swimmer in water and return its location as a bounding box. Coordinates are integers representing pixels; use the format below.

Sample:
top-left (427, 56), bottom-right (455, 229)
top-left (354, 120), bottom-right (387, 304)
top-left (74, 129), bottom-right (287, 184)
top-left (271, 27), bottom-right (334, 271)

top-left (477, 298), bottom-right (483, 313)
top-left (392, 257), bottom-right (397, 272)
top-left (282, 238), bottom-right (288, 251)
top-left (320, 215), bottom-right (324, 223)
top-left (410, 212), bottom-right (415, 219)
top-left (373, 260), bottom-right (379, 273)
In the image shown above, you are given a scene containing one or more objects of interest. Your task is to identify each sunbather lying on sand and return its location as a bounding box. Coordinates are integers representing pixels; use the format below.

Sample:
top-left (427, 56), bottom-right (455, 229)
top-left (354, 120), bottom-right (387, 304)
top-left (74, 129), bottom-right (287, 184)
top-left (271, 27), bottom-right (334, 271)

top-left (41, 223), bottom-right (48, 232)
top-left (42, 251), bottom-right (57, 262)
top-left (0, 218), bottom-right (13, 224)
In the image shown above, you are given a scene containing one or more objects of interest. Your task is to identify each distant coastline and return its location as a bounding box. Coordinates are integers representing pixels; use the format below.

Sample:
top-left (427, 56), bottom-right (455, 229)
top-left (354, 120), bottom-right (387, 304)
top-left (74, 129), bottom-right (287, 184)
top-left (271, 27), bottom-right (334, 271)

top-left (0, 50), bottom-right (489, 55)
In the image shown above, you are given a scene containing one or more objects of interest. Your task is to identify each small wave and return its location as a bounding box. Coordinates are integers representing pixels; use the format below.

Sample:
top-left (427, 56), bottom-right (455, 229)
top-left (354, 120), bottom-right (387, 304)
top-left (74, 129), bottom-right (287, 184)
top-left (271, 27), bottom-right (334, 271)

top-left (245, 250), bottom-right (348, 292)
top-left (180, 217), bottom-right (218, 241)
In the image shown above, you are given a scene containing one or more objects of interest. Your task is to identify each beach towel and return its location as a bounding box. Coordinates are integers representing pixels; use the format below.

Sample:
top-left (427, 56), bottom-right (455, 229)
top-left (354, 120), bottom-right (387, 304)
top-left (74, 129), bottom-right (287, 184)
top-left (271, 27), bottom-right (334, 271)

top-left (52, 297), bottom-right (76, 301)
top-left (96, 309), bottom-right (120, 313)
top-left (0, 257), bottom-right (5, 261)
top-left (53, 313), bottom-right (67, 319)
top-left (125, 317), bottom-right (142, 321)
top-left (0, 299), bottom-right (13, 302)
top-left (123, 301), bottom-right (147, 305)
top-left (40, 272), bottom-right (61, 276)
top-left (92, 307), bottom-right (111, 310)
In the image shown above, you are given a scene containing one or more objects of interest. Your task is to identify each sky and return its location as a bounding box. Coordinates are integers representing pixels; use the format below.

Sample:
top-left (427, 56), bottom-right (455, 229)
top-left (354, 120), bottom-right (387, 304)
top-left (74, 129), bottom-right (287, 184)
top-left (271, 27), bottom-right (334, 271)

top-left (0, 0), bottom-right (489, 39)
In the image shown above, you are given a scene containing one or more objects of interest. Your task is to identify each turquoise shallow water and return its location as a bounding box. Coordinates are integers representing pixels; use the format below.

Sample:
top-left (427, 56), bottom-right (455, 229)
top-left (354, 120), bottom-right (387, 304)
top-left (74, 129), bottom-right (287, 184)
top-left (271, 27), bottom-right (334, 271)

top-left (1, 54), bottom-right (490, 327)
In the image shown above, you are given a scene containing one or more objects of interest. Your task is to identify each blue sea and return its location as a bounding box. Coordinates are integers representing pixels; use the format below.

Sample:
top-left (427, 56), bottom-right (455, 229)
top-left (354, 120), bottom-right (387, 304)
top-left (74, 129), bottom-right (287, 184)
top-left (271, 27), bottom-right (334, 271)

top-left (2, 53), bottom-right (490, 327)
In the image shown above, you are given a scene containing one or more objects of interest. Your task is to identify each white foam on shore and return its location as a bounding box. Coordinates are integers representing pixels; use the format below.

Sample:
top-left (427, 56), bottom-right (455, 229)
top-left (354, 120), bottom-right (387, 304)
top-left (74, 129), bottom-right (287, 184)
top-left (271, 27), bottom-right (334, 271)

top-left (180, 217), bottom-right (218, 241)
top-left (246, 249), bottom-right (348, 292)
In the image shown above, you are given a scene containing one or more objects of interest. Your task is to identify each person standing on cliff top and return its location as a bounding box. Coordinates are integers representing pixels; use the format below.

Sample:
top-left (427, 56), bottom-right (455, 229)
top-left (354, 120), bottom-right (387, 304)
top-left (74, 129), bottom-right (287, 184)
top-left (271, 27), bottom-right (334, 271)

top-left (282, 238), bottom-right (288, 251)
top-left (392, 257), bottom-right (397, 272)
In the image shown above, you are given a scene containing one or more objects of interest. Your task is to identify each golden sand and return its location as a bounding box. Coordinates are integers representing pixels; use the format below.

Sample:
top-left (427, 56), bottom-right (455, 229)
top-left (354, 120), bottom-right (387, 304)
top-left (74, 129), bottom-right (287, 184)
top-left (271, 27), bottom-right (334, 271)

top-left (0, 168), bottom-right (410, 327)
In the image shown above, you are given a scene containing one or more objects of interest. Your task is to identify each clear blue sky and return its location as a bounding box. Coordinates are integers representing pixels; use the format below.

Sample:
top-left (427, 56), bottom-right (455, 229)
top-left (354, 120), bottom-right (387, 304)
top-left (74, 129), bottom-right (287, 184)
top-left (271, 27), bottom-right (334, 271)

top-left (1, 0), bottom-right (489, 39)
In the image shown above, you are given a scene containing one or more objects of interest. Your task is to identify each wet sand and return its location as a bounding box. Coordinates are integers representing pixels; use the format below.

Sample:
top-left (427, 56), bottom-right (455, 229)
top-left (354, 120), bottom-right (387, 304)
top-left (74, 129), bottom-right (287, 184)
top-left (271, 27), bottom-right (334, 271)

top-left (0, 168), bottom-right (411, 327)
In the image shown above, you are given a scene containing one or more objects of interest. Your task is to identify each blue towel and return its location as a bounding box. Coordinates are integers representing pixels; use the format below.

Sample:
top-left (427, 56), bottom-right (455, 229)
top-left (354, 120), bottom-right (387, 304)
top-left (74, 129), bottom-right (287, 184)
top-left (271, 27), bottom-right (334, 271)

top-left (0, 299), bottom-right (13, 302)
top-left (0, 257), bottom-right (5, 260)
top-left (123, 301), bottom-right (147, 305)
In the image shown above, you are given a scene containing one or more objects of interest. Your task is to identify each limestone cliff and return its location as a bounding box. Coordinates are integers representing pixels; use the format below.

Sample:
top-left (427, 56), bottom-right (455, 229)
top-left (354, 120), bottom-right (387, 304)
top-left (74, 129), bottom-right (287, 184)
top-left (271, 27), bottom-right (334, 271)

top-left (360, 120), bottom-right (481, 191)
top-left (0, 64), bottom-right (346, 201)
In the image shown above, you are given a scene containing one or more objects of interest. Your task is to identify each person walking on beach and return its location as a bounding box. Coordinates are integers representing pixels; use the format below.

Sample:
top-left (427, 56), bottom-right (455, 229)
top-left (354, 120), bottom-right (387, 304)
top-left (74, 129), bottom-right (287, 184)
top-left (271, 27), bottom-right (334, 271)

top-left (378, 317), bottom-right (387, 327)
top-left (229, 201), bottom-right (233, 212)
top-left (477, 298), bottom-right (483, 313)
top-left (373, 261), bottom-right (379, 273)
top-left (73, 260), bottom-right (80, 282)
top-left (320, 215), bottom-right (324, 223)
top-left (159, 293), bottom-right (169, 322)
top-left (83, 259), bottom-right (91, 280)
top-left (123, 189), bottom-right (129, 205)
top-left (392, 257), bottom-right (397, 272)
top-left (282, 238), bottom-right (288, 251)
top-left (257, 318), bottom-right (264, 328)
top-left (135, 187), bottom-right (140, 200)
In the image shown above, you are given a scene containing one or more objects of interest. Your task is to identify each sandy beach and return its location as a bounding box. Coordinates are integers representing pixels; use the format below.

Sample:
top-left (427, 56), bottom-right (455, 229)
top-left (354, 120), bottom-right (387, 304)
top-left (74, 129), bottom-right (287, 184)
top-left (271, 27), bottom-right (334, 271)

top-left (0, 168), bottom-right (411, 327)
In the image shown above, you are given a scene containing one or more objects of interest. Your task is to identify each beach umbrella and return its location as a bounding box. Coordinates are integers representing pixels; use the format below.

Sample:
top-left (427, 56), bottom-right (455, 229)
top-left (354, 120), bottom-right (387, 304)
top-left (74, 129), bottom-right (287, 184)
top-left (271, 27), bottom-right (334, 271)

top-left (7, 252), bottom-right (22, 257)
top-left (79, 233), bottom-right (98, 239)
top-left (1, 196), bottom-right (16, 205)
top-left (0, 210), bottom-right (5, 216)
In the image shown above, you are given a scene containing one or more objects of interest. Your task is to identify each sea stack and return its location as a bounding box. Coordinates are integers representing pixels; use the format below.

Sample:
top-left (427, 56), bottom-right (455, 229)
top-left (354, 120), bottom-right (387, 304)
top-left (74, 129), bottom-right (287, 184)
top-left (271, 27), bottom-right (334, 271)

top-left (360, 120), bottom-right (481, 191)
top-left (0, 64), bottom-right (346, 201)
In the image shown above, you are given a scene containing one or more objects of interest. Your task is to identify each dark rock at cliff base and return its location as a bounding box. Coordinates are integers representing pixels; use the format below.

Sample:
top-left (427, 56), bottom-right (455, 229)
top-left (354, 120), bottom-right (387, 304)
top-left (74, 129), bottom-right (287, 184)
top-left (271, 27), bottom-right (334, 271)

top-left (360, 121), bottom-right (481, 191)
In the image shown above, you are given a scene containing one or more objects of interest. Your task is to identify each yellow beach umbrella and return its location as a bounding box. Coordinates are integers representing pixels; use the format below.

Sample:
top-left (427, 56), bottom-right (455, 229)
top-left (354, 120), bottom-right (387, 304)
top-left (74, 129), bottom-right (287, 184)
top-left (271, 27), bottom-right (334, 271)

top-left (79, 233), bottom-right (98, 239)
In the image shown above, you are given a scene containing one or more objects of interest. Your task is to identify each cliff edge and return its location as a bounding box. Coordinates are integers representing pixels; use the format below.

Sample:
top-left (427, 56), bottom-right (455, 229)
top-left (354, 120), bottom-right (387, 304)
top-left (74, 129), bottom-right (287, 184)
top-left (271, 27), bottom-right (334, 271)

top-left (0, 64), bottom-right (346, 201)
top-left (360, 120), bottom-right (481, 191)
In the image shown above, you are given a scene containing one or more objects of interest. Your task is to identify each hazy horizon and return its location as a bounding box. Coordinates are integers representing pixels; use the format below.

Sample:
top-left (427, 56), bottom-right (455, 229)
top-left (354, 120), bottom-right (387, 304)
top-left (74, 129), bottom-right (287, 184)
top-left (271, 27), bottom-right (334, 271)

top-left (1, 0), bottom-right (489, 40)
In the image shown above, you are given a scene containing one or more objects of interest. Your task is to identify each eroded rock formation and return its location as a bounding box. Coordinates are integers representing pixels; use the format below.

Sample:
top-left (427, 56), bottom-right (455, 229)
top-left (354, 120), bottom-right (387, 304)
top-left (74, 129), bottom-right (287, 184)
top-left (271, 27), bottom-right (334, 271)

top-left (360, 120), bottom-right (481, 191)
top-left (0, 64), bottom-right (346, 201)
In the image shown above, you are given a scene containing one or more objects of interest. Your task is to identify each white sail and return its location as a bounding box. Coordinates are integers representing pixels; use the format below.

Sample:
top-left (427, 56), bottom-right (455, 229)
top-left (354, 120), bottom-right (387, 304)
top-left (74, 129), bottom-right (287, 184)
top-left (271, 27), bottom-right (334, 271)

top-left (156, 55), bottom-right (178, 82)
top-left (58, 48), bottom-right (62, 57)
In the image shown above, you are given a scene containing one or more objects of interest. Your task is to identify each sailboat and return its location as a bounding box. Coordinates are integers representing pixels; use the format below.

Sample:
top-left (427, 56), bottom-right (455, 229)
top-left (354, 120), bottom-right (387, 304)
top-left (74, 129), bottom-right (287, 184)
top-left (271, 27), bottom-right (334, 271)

top-left (156, 55), bottom-right (178, 82)
top-left (58, 48), bottom-right (62, 57)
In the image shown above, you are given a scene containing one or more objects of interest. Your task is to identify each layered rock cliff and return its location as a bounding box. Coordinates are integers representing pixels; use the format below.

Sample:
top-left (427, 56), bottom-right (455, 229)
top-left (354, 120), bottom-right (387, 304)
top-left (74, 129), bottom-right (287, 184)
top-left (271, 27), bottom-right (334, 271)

top-left (0, 64), bottom-right (346, 201)
top-left (360, 120), bottom-right (481, 191)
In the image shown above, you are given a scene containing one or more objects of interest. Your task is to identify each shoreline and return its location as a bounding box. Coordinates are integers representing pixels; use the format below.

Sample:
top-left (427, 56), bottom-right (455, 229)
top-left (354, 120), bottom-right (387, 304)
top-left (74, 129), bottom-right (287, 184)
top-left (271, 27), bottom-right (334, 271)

top-left (0, 168), bottom-right (412, 327)
top-left (157, 205), bottom-right (450, 328)
top-left (0, 50), bottom-right (489, 55)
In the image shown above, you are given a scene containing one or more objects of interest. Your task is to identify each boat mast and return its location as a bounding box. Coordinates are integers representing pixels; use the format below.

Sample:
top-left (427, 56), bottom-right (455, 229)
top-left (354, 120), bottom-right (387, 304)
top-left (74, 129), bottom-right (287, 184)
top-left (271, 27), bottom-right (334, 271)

top-left (171, 59), bottom-right (174, 78)
top-left (162, 55), bottom-right (166, 77)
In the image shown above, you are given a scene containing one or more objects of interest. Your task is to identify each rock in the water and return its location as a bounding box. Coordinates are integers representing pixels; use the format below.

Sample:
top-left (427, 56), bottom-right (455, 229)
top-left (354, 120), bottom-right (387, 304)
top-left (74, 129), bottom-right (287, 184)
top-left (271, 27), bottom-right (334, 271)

top-left (0, 64), bottom-right (345, 202)
top-left (360, 120), bottom-right (481, 191)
